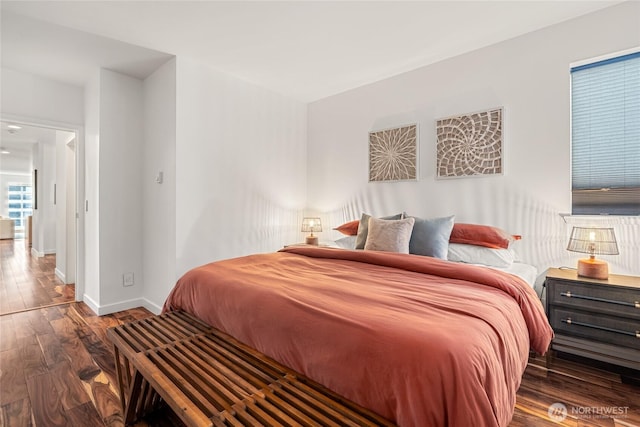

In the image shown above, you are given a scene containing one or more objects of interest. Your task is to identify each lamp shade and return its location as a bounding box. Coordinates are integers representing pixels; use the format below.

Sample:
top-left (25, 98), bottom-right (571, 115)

top-left (567, 227), bottom-right (618, 280)
top-left (301, 217), bottom-right (322, 233)
top-left (566, 227), bottom-right (619, 256)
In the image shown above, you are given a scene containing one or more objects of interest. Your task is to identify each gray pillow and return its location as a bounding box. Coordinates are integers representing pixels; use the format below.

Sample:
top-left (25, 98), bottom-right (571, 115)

top-left (334, 235), bottom-right (357, 249)
top-left (364, 217), bottom-right (416, 253)
top-left (355, 212), bottom-right (404, 249)
top-left (408, 215), bottom-right (455, 259)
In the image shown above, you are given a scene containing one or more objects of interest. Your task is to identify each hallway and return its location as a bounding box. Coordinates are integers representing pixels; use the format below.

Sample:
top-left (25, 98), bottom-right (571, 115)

top-left (0, 239), bottom-right (75, 315)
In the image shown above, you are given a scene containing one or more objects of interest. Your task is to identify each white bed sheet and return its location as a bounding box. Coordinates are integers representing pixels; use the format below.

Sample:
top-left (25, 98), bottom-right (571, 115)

top-left (477, 262), bottom-right (538, 288)
top-left (331, 237), bottom-right (538, 288)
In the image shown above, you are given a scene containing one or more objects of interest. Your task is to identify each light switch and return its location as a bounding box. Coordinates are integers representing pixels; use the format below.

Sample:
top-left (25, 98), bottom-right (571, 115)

top-left (123, 272), bottom-right (134, 287)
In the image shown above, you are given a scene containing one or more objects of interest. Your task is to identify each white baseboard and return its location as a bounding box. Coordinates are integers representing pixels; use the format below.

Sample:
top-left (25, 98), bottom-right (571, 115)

top-left (80, 295), bottom-right (147, 316)
top-left (30, 248), bottom-right (56, 257)
top-left (82, 293), bottom-right (100, 315)
top-left (54, 268), bottom-right (65, 283)
top-left (79, 293), bottom-right (165, 317)
top-left (95, 298), bottom-right (147, 316)
top-left (142, 298), bottom-right (163, 315)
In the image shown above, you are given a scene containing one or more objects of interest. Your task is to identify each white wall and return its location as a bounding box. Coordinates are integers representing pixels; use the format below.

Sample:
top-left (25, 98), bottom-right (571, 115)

top-left (82, 59), bottom-right (306, 314)
top-left (54, 130), bottom-right (75, 283)
top-left (55, 131), bottom-right (67, 278)
top-left (83, 68), bottom-right (146, 314)
top-left (97, 69), bottom-right (144, 309)
top-left (0, 152), bottom-right (31, 176)
top-left (1, 67), bottom-right (83, 125)
top-left (65, 139), bottom-right (76, 285)
top-left (142, 59), bottom-right (177, 313)
top-left (1, 67), bottom-right (84, 292)
top-left (31, 141), bottom-right (56, 256)
top-left (175, 57), bottom-right (307, 278)
top-left (83, 70), bottom-right (101, 307)
top-left (307, 2), bottom-right (640, 276)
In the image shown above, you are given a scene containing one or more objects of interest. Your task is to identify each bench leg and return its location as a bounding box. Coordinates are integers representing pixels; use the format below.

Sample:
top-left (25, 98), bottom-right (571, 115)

top-left (113, 345), bottom-right (127, 413)
top-left (124, 370), bottom-right (145, 426)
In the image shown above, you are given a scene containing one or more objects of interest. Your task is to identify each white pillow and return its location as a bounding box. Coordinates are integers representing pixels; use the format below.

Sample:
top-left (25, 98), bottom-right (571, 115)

top-left (334, 235), bottom-right (357, 249)
top-left (364, 217), bottom-right (415, 253)
top-left (447, 243), bottom-right (514, 268)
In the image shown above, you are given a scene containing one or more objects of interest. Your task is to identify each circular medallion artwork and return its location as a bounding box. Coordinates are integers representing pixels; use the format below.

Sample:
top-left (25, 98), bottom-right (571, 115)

top-left (369, 124), bottom-right (417, 182)
top-left (436, 108), bottom-right (503, 178)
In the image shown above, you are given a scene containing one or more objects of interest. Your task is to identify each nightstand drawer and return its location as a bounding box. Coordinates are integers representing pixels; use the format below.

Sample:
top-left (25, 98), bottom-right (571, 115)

top-left (550, 307), bottom-right (640, 350)
top-left (549, 280), bottom-right (640, 319)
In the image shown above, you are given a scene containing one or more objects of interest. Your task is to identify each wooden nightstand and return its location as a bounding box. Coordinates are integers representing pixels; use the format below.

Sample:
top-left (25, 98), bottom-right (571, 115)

top-left (545, 268), bottom-right (640, 371)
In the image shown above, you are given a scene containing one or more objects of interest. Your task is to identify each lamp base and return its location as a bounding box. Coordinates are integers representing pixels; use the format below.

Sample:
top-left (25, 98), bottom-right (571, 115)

top-left (577, 258), bottom-right (609, 280)
top-left (305, 236), bottom-right (319, 246)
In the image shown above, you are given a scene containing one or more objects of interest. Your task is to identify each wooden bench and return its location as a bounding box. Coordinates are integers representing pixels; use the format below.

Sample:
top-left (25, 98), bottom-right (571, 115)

top-left (107, 310), bottom-right (395, 427)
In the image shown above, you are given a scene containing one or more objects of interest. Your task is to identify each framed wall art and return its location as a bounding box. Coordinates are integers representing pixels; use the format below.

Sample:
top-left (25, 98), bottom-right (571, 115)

top-left (369, 123), bottom-right (418, 182)
top-left (436, 107), bottom-right (503, 179)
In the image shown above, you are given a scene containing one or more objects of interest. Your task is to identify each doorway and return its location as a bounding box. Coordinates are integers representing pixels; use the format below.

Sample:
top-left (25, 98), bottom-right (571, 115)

top-left (0, 119), bottom-right (83, 315)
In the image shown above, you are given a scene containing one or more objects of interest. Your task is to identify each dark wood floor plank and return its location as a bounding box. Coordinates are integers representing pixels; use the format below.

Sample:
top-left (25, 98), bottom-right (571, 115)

top-left (41, 306), bottom-right (64, 322)
top-left (0, 349), bottom-right (28, 405)
top-left (65, 401), bottom-right (106, 427)
top-left (0, 398), bottom-right (34, 427)
top-left (0, 297), bottom-right (25, 315)
top-left (0, 240), bottom-right (74, 316)
top-left (72, 303), bottom-right (98, 319)
top-left (25, 372), bottom-right (68, 427)
top-left (518, 359), bottom-right (640, 426)
top-left (49, 316), bottom-right (102, 383)
top-left (49, 361), bottom-right (91, 410)
top-left (37, 333), bottom-right (69, 367)
top-left (64, 305), bottom-right (119, 386)
top-left (25, 309), bottom-right (55, 336)
top-left (90, 374), bottom-right (125, 427)
top-left (12, 313), bottom-right (36, 340)
top-left (0, 315), bottom-right (17, 352)
top-left (86, 315), bottom-right (121, 349)
top-left (18, 335), bottom-right (48, 379)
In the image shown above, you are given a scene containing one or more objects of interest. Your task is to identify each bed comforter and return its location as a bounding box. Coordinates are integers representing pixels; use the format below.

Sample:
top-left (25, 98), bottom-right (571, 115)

top-left (163, 246), bottom-right (553, 427)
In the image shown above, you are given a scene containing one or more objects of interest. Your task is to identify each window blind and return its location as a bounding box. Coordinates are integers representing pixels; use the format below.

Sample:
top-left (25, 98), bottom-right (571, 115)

top-left (571, 51), bottom-right (640, 215)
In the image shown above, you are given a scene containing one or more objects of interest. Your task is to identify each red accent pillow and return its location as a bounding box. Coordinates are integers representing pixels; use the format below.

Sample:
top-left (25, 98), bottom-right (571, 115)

top-left (334, 220), bottom-right (360, 236)
top-left (449, 223), bottom-right (513, 249)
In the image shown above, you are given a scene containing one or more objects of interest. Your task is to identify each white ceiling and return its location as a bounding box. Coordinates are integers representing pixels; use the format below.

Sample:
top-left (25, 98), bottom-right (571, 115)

top-left (0, 1), bottom-right (624, 102)
top-left (0, 122), bottom-right (57, 173)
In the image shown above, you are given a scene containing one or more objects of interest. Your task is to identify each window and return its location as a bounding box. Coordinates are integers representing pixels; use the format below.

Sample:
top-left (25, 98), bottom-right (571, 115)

top-left (7, 184), bottom-right (33, 239)
top-left (571, 50), bottom-right (640, 215)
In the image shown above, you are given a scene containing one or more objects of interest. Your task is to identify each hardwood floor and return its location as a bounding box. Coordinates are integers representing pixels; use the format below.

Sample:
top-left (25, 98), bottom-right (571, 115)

top-left (0, 238), bottom-right (638, 426)
top-left (0, 302), bottom-right (156, 426)
top-left (0, 240), bottom-right (75, 315)
top-left (513, 355), bottom-right (640, 426)
top-left (1, 301), bottom-right (638, 426)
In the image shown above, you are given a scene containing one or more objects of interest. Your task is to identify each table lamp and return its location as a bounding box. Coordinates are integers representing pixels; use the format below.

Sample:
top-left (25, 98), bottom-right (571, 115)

top-left (566, 227), bottom-right (618, 280)
top-left (301, 217), bottom-right (322, 245)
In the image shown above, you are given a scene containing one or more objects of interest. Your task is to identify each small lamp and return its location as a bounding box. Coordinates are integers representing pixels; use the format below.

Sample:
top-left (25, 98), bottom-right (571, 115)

top-left (301, 217), bottom-right (322, 245)
top-left (566, 227), bottom-right (619, 280)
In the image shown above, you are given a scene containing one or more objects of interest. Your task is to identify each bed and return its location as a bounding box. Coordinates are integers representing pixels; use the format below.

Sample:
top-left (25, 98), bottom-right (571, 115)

top-left (163, 246), bottom-right (553, 427)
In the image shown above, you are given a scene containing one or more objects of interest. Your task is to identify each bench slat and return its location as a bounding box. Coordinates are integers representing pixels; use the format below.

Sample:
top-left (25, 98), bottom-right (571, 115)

top-left (109, 310), bottom-right (395, 427)
top-left (135, 353), bottom-right (214, 427)
top-left (191, 335), bottom-right (280, 386)
top-left (177, 341), bottom-right (259, 398)
top-left (160, 345), bottom-right (242, 412)
top-left (265, 383), bottom-right (342, 427)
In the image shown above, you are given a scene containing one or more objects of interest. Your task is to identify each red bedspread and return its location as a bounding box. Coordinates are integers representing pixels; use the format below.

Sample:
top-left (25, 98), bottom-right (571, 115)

top-left (163, 247), bottom-right (553, 427)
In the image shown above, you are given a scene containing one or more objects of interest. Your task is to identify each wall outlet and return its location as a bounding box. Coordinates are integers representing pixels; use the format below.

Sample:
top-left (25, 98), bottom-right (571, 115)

top-left (123, 272), bottom-right (134, 287)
